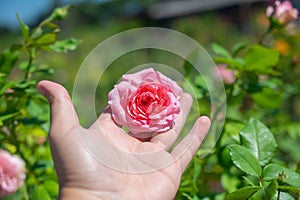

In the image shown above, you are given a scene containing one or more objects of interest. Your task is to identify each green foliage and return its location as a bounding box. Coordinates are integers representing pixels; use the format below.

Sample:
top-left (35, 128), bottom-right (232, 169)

top-left (244, 45), bottom-right (279, 73)
top-left (50, 38), bottom-right (81, 53)
top-left (228, 144), bottom-right (262, 178)
top-left (263, 164), bottom-right (300, 188)
top-left (239, 118), bottom-right (277, 166)
top-left (225, 186), bottom-right (260, 200)
top-left (249, 179), bottom-right (278, 200)
top-left (186, 108), bottom-right (300, 199)
top-left (0, 5), bottom-right (79, 199)
top-left (178, 5), bottom-right (300, 199)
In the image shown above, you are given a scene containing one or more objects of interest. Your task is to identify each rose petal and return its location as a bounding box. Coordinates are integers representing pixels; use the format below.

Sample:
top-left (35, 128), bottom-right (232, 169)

top-left (108, 68), bottom-right (182, 136)
top-left (0, 150), bottom-right (25, 197)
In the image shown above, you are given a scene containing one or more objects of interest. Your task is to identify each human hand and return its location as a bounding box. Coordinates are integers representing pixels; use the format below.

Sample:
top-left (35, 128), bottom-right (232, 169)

top-left (38, 80), bottom-right (211, 200)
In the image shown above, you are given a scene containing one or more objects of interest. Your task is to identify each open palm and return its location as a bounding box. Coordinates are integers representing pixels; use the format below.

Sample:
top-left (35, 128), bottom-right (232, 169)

top-left (38, 80), bottom-right (211, 200)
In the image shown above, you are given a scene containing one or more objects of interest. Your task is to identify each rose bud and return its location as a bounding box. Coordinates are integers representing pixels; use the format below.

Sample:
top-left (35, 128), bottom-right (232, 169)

top-left (217, 64), bottom-right (236, 84)
top-left (0, 150), bottom-right (26, 198)
top-left (266, 0), bottom-right (298, 24)
top-left (108, 68), bottom-right (182, 138)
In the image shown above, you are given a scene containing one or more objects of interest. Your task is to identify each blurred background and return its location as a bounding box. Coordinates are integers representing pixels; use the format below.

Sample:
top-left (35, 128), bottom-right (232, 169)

top-left (2, 0), bottom-right (300, 119)
top-left (0, 0), bottom-right (299, 114)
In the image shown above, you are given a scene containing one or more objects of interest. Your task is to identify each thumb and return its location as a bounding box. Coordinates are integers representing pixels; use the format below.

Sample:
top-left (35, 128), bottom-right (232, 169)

top-left (37, 80), bottom-right (79, 134)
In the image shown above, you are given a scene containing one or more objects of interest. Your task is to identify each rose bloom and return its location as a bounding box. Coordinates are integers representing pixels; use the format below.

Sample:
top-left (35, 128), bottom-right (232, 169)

top-left (266, 0), bottom-right (298, 24)
top-left (108, 68), bottom-right (182, 138)
top-left (217, 64), bottom-right (236, 84)
top-left (0, 150), bottom-right (26, 197)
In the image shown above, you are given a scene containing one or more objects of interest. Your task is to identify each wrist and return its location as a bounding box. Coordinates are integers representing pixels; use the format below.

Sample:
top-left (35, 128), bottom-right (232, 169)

top-left (58, 187), bottom-right (119, 200)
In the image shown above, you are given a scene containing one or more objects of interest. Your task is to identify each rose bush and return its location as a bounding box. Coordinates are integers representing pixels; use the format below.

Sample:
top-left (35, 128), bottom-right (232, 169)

top-left (108, 68), bottom-right (182, 138)
top-left (0, 6), bottom-right (79, 199)
top-left (0, 150), bottom-right (26, 198)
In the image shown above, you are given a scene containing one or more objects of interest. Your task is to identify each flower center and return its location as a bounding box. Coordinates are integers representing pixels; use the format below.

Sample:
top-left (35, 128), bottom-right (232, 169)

top-left (140, 92), bottom-right (156, 107)
top-left (127, 84), bottom-right (170, 119)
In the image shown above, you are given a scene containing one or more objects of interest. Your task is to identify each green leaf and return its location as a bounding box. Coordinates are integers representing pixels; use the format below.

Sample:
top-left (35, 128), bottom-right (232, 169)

top-left (249, 179), bottom-right (278, 200)
top-left (12, 80), bottom-right (36, 89)
top-left (31, 26), bottom-right (43, 39)
top-left (182, 77), bottom-right (203, 99)
top-left (221, 173), bottom-right (240, 193)
top-left (0, 112), bottom-right (19, 122)
top-left (220, 147), bottom-right (233, 167)
top-left (278, 136), bottom-right (300, 163)
top-left (50, 38), bottom-right (81, 53)
top-left (27, 98), bottom-right (50, 122)
top-left (240, 71), bottom-right (262, 93)
top-left (214, 57), bottom-right (244, 69)
top-left (1, 187), bottom-right (25, 200)
top-left (0, 81), bottom-right (13, 95)
top-left (33, 185), bottom-right (51, 200)
top-left (192, 158), bottom-right (202, 190)
top-left (223, 122), bottom-right (245, 144)
top-left (232, 42), bottom-right (247, 57)
top-left (225, 186), bottom-right (260, 200)
top-left (194, 74), bottom-right (208, 90)
top-left (211, 43), bottom-right (231, 58)
top-left (183, 48), bottom-right (201, 77)
top-left (47, 5), bottom-right (71, 21)
top-left (182, 193), bottom-right (199, 200)
top-left (228, 144), bottom-right (262, 177)
top-left (10, 44), bottom-right (24, 51)
top-left (33, 68), bottom-right (55, 75)
top-left (274, 191), bottom-right (295, 200)
top-left (34, 33), bottom-right (57, 45)
top-left (43, 21), bottom-right (59, 30)
top-left (278, 185), bottom-right (300, 195)
top-left (0, 50), bottom-right (19, 75)
top-left (43, 180), bottom-right (59, 197)
top-left (243, 176), bottom-right (258, 186)
top-left (192, 195), bottom-right (200, 200)
top-left (251, 88), bottom-right (283, 109)
top-left (263, 164), bottom-right (300, 187)
top-left (244, 45), bottom-right (279, 73)
top-left (17, 14), bottom-right (30, 41)
top-left (240, 118), bottom-right (277, 166)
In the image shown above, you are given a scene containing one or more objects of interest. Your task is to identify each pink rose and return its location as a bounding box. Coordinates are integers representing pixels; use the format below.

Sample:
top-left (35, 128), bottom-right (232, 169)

top-left (217, 64), bottom-right (236, 84)
top-left (266, 1), bottom-right (298, 24)
top-left (108, 68), bottom-right (182, 138)
top-left (0, 150), bottom-right (26, 197)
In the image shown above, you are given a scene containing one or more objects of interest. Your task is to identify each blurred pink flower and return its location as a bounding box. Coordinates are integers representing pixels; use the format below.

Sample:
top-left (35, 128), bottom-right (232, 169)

top-left (0, 150), bottom-right (26, 197)
top-left (266, 1), bottom-right (298, 24)
top-left (108, 68), bottom-right (182, 138)
top-left (217, 64), bottom-right (236, 84)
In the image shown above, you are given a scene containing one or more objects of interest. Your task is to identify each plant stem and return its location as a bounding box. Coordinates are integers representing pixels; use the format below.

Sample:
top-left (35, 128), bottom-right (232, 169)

top-left (214, 78), bottom-right (239, 148)
top-left (258, 30), bottom-right (270, 45)
top-left (259, 177), bottom-right (263, 187)
top-left (24, 49), bottom-right (33, 82)
top-left (277, 190), bottom-right (280, 200)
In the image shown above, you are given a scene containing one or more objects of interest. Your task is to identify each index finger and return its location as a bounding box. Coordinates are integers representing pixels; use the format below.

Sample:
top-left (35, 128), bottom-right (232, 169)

top-left (150, 93), bottom-right (193, 149)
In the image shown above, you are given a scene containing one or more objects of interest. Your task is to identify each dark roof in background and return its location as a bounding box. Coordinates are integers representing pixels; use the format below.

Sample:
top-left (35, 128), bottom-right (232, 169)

top-left (147, 0), bottom-right (265, 20)
top-left (1, 0), bottom-right (299, 30)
